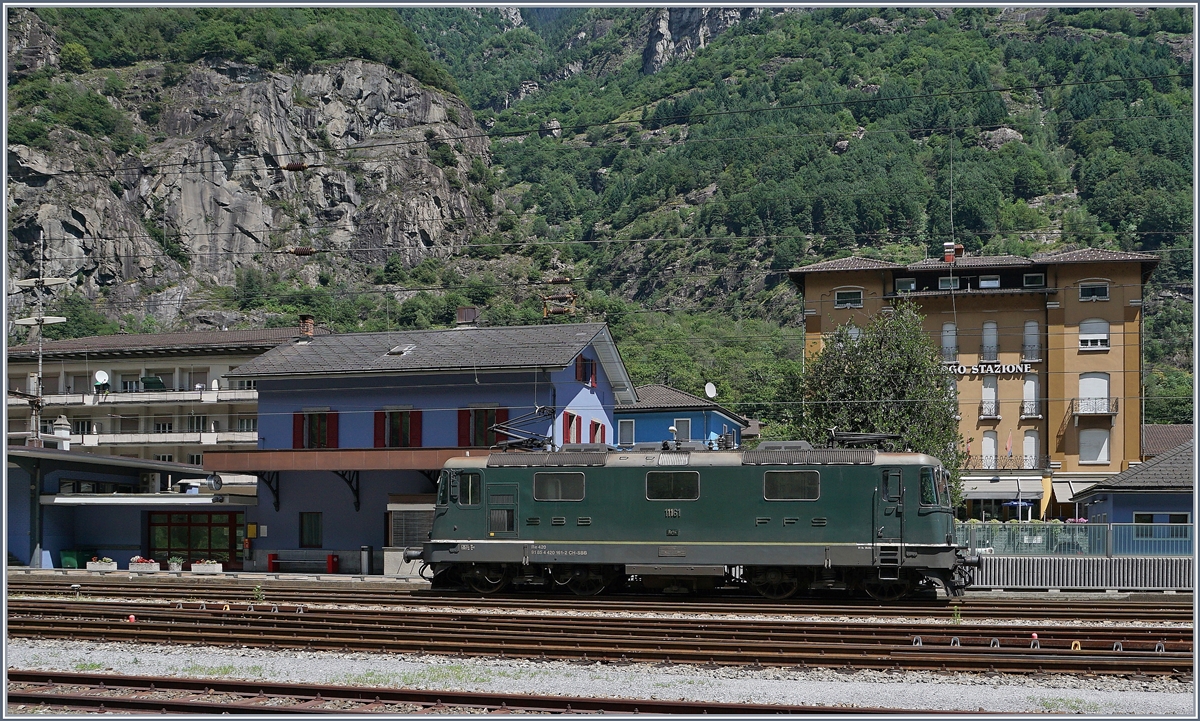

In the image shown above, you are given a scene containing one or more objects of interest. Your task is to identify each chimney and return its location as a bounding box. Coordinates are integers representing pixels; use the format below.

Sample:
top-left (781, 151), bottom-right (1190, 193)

top-left (456, 306), bottom-right (479, 326)
top-left (943, 242), bottom-right (955, 263)
top-left (299, 314), bottom-right (315, 338)
top-left (954, 243), bottom-right (965, 258)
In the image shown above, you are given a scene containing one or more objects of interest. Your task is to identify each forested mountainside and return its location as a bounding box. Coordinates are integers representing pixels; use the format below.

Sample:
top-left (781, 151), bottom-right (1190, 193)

top-left (6, 7), bottom-right (1193, 424)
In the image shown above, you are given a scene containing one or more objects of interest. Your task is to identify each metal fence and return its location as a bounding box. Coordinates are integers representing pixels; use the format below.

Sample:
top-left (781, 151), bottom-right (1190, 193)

top-left (955, 522), bottom-right (1193, 557)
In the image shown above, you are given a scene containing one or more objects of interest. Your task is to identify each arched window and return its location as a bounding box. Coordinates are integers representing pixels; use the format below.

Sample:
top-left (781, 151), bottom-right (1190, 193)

top-left (980, 375), bottom-right (999, 418)
top-left (1022, 374), bottom-right (1039, 417)
top-left (1022, 430), bottom-right (1040, 470)
top-left (1079, 318), bottom-right (1110, 349)
top-left (1078, 372), bottom-right (1111, 413)
top-left (981, 321), bottom-right (998, 360)
top-left (982, 431), bottom-right (998, 469)
top-left (1023, 320), bottom-right (1040, 360)
top-left (941, 322), bottom-right (957, 362)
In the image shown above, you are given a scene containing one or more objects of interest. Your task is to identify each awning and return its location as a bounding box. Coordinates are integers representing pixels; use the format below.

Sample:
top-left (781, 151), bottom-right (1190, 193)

top-left (1052, 481), bottom-right (1096, 504)
top-left (961, 477), bottom-right (1044, 500)
top-left (40, 494), bottom-right (257, 506)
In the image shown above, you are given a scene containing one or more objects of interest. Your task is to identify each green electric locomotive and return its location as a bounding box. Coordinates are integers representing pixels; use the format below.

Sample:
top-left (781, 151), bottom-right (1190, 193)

top-left (407, 441), bottom-right (978, 600)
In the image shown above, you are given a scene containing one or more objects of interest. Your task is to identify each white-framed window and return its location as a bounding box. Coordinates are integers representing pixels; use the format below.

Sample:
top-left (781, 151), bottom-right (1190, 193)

top-left (1023, 273), bottom-right (1045, 288)
top-left (238, 417), bottom-right (258, 433)
top-left (1079, 428), bottom-right (1110, 463)
top-left (979, 275), bottom-right (1000, 289)
top-left (235, 379), bottom-right (257, 390)
top-left (153, 419), bottom-right (174, 433)
top-left (186, 415), bottom-right (207, 432)
top-left (941, 322), bottom-right (957, 361)
top-left (939, 276), bottom-right (960, 290)
top-left (153, 454), bottom-right (174, 462)
top-left (188, 453), bottom-right (203, 466)
top-left (981, 431), bottom-right (998, 469)
top-left (834, 289), bottom-right (863, 308)
top-left (1023, 320), bottom-right (1041, 360)
top-left (673, 418), bottom-right (692, 441)
top-left (120, 374), bottom-right (140, 392)
top-left (618, 419), bottom-right (635, 446)
top-left (1079, 318), bottom-right (1110, 349)
top-left (1079, 282), bottom-right (1109, 301)
top-left (72, 419), bottom-right (92, 435)
top-left (894, 278), bottom-right (916, 293)
top-left (1022, 373), bottom-right (1039, 417)
top-left (981, 321), bottom-right (999, 360)
top-left (1022, 430), bottom-right (1040, 470)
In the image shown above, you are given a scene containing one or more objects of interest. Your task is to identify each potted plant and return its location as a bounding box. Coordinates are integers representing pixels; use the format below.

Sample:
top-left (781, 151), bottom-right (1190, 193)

top-left (167, 556), bottom-right (184, 572)
top-left (128, 555), bottom-right (160, 572)
top-left (191, 558), bottom-right (223, 574)
top-left (86, 556), bottom-right (117, 572)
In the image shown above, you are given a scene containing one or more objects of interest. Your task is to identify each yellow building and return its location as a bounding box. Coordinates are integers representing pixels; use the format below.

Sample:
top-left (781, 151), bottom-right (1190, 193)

top-left (788, 246), bottom-right (1159, 520)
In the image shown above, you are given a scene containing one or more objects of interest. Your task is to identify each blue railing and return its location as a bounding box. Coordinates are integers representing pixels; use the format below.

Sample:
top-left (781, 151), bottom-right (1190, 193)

top-left (954, 522), bottom-right (1193, 557)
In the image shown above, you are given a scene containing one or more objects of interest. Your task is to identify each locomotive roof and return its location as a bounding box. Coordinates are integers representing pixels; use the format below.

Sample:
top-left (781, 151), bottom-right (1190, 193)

top-left (443, 447), bottom-right (944, 469)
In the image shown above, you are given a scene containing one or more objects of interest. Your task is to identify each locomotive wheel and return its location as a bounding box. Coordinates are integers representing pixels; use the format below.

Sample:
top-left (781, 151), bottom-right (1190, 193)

top-left (566, 566), bottom-right (616, 596)
top-left (862, 576), bottom-right (914, 602)
top-left (748, 567), bottom-right (799, 600)
top-left (464, 565), bottom-right (510, 594)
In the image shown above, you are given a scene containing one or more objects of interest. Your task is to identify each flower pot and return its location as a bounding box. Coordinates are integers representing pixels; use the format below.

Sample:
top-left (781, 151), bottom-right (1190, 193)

top-left (190, 563), bottom-right (223, 574)
top-left (168, 563), bottom-right (183, 572)
top-left (86, 562), bottom-right (117, 572)
top-left (129, 562), bottom-right (160, 572)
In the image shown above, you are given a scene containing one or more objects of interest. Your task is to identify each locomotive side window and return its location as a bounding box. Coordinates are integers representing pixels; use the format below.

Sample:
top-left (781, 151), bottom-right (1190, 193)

top-left (534, 472), bottom-right (585, 501)
top-left (458, 472), bottom-right (482, 507)
top-left (882, 469), bottom-right (902, 501)
top-left (646, 471), bottom-right (699, 501)
top-left (919, 467), bottom-right (938, 506)
top-left (764, 471), bottom-right (819, 501)
top-left (437, 471), bottom-right (450, 506)
top-left (934, 468), bottom-right (950, 508)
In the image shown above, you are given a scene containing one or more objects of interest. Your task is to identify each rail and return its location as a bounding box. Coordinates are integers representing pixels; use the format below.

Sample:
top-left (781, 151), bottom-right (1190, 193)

top-left (955, 522), bottom-right (1194, 557)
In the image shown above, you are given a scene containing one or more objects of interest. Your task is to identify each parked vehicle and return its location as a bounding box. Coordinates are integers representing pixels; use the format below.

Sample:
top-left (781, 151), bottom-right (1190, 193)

top-left (407, 441), bottom-right (979, 600)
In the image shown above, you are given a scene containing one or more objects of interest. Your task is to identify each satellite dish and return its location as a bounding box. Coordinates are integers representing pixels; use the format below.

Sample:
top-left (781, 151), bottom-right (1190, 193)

top-left (704, 382), bottom-right (717, 399)
top-left (94, 370), bottom-right (109, 384)
top-left (206, 473), bottom-right (223, 491)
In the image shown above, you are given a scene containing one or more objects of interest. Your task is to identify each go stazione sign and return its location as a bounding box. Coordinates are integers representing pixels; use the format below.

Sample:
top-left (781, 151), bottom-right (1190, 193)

top-left (950, 362), bottom-right (1035, 376)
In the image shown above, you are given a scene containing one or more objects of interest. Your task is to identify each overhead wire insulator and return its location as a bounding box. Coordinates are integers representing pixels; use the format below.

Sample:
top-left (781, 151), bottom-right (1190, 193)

top-left (283, 162), bottom-right (309, 172)
top-left (286, 247), bottom-right (317, 256)
top-left (548, 276), bottom-right (572, 284)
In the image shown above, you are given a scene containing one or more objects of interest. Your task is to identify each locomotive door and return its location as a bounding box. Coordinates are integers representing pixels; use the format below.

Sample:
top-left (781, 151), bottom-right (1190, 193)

top-left (486, 483), bottom-right (518, 538)
top-left (875, 468), bottom-right (904, 558)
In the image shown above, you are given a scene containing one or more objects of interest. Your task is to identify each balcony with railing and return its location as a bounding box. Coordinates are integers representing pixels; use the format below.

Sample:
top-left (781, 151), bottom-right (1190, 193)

top-left (1019, 400), bottom-right (1041, 419)
top-left (979, 344), bottom-right (999, 362)
top-left (941, 345), bottom-right (959, 363)
top-left (962, 454), bottom-right (1050, 471)
top-left (1071, 397), bottom-right (1118, 425)
top-left (1021, 343), bottom-right (1041, 362)
top-left (978, 400), bottom-right (1000, 419)
top-left (5, 388), bottom-right (257, 407)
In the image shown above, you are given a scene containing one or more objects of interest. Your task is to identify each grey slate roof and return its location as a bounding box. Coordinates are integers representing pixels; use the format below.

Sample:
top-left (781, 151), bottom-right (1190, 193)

top-left (1143, 425), bottom-right (1194, 457)
top-left (788, 256), bottom-right (903, 273)
top-left (1074, 441), bottom-right (1194, 499)
top-left (228, 322), bottom-right (626, 379)
top-left (615, 384), bottom-right (749, 425)
top-left (1034, 248), bottom-right (1159, 264)
top-left (8, 327), bottom-right (320, 360)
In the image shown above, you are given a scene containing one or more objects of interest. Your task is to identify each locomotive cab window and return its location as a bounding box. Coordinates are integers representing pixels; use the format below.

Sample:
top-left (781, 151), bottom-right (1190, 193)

top-left (934, 468), bottom-right (950, 508)
top-left (534, 472), bottom-right (585, 501)
top-left (764, 470), bottom-right (819, 501)
top-left (919, 467), bottom-right (938, 506)
top-left (457, 472), bottom-right (482, 507)
top-left (646, 471), bottom-right (699, 501)
top-left (437, 471), bottom-right (450, 506)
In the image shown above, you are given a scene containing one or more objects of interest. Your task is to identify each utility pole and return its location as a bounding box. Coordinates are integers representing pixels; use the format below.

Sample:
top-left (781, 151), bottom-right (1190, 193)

top-left (13, 231), bottom-right (68, 445)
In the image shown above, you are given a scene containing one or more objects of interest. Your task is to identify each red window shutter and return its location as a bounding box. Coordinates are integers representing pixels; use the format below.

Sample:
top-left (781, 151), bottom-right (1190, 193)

top-left (495, 408), bottom-right (508, 441)
top-left (575, 355), bottom-right (584, 382)
top-left (574, 416), bottom-right (582, 444)
top-left (293, 414), bottom-right (304, 449)
top-left (458, 409), bottom-right (471, 447)
top-left (326, 412), bottom-right (339, 449)
top-left (590, 361), bottom-right (596, 388)
top-left (600, 424), bottom-right (606, 444)
top-left (409, 411), bottom-right (422, 448)
top-left (562, 412), bottom-right (572, 445)
top-left (374, 412), bottom-right (386, 448)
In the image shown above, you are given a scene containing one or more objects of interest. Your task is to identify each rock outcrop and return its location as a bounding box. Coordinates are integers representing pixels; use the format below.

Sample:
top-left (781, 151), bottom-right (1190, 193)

top-left (7, 56), bottom-right (495, 329)
top-left (642, 8), bottom-right (760, 74)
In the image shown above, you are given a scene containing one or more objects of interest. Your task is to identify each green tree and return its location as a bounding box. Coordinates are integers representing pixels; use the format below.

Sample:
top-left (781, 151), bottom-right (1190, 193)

top-left (42, 293), bottom-right (118, 340)
top-left (1144, 367), bottom-right (1194, 425)
top-left (796, 301), bottom-right (964, 504)
top-left (59, 42), bottom-right (92, 73)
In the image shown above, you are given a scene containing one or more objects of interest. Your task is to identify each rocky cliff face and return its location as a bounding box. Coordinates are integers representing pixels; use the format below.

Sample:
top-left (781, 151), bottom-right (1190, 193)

top-left (641, 7), bottom-right (761, 74)
top-left (7, 50), bottom-right (494, 329)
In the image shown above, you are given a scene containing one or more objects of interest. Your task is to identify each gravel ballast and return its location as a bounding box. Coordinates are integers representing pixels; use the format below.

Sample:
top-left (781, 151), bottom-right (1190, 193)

top-left (5, 639), bottom-right (1194, 714)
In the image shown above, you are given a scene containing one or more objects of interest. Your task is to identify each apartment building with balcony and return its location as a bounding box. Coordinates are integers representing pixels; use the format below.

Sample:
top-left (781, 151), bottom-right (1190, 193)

top-left (789, 246), bottom-right (1159, 520)
top-left (6, 327), bottom-right (317, 464)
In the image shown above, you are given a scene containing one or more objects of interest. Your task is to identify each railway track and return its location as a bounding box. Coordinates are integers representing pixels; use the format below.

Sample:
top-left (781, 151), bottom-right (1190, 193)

top-left (7, 577), bottom-right (1194, 622)
top-left (7, 670), bottom-right (962, 714)
top-left (7, 599), bottom-right (1193, 677)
